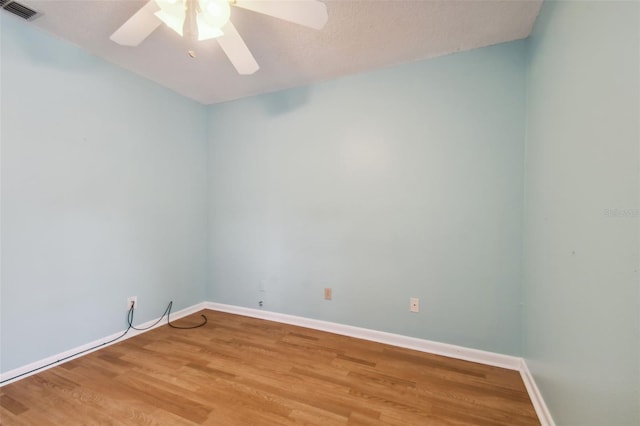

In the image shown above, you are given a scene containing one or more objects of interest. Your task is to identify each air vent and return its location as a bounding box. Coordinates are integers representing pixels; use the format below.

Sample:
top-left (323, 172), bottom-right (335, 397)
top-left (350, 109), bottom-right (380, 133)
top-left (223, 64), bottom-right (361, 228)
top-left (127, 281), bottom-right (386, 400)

top-left (2, 0), bottom-right (39, 20)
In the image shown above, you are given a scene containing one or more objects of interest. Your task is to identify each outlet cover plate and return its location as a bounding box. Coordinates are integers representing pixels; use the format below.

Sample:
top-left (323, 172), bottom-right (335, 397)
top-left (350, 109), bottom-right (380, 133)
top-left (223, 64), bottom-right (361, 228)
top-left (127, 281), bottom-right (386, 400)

top-left (127, 296), bottom-right (137, 310)
top-left (324, 288), bottom-right (332, 300)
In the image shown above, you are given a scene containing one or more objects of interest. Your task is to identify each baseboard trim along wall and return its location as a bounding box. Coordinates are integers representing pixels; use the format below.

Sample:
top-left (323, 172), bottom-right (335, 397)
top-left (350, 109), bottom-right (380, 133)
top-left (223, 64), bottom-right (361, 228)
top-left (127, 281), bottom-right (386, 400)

top-left (519, 358), bottom-right (555, 426)
top-left (207, 302), bottom-right (521, 369)
top-left (0, 302), bottom-right (208, 386)
top-left (1, 301), bottom-right (555, 425)
top-left (206, 301), bottom-right (555, 426)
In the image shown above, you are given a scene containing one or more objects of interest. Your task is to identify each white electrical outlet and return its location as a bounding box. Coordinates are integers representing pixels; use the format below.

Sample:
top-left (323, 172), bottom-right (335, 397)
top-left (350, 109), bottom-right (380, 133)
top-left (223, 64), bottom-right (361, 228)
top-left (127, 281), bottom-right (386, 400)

top-left (410, 297), bottom-right (419, 313)
top-left (127, 296), bottom-right (137, 310)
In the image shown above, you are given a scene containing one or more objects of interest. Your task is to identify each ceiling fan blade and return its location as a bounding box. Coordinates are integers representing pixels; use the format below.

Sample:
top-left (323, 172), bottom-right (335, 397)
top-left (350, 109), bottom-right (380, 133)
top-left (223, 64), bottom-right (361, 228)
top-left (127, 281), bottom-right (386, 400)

top-left (110, 0), bottom-right (162, 46)
top-left (217, 22), bottom-right (259, 75)
top-left (234, 0), bottom-right (328, 30)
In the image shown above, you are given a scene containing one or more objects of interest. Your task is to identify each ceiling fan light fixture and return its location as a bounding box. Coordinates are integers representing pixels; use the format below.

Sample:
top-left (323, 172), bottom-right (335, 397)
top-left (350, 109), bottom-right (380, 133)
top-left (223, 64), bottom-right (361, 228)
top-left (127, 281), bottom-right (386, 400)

top-left (197, 14), bottom-right (224, 40)
top-left (154, 9), bottom-right (185, 35)
top-left (199, 0), bottom-right (230, 29)
top-left (155, 0), bottom-right (185, 15)
top-left (111, 0), bottom-right (327, 76)
top-left (154, 0), bottom-right (186, 34)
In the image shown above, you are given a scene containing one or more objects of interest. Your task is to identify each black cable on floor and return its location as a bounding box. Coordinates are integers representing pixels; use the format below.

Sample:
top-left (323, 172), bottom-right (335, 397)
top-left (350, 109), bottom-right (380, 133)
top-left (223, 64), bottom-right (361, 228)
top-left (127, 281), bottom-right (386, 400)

top-left (0, 301), bottom-right (207, 385)
top-left (127, 300), bottom-right (207, 330)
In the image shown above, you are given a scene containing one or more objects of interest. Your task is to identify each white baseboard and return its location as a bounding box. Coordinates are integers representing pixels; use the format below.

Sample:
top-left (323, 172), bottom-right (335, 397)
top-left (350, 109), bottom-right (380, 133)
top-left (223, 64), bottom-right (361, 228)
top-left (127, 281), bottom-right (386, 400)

top-left (206, 301), bottom-right (554, 426)
top-left (1, 300), bottom-right (554, 426)
top-left (519, 359), bottom-right (555, 426)
top-left (0, 302), bottom-right (207, 386)
top-left (206, 302), bottom-right (521, 370)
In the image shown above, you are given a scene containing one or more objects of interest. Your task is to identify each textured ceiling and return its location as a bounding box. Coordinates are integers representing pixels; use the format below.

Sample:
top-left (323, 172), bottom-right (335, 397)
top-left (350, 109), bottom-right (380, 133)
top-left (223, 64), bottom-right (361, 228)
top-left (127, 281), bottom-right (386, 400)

top-left (10, 0), bottom-right (542, 105)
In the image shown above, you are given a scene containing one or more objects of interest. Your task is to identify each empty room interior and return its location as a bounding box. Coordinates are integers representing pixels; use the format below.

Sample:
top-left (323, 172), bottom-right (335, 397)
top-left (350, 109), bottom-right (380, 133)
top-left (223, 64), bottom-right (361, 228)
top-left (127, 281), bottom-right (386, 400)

top-left (1, 0), bottom-right (639, 425)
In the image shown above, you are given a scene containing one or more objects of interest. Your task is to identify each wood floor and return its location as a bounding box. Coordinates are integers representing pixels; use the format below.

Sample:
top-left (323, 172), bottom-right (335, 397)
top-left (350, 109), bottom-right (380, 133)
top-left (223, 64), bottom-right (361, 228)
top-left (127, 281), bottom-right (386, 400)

top-left (0, 310), bottom-right (539, 425)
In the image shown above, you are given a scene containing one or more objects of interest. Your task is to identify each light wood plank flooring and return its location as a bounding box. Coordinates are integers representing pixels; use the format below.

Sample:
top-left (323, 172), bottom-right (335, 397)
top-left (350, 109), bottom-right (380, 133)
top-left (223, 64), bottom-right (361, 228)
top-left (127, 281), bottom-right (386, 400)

top-left (0, 310), bottom-right (540, 425)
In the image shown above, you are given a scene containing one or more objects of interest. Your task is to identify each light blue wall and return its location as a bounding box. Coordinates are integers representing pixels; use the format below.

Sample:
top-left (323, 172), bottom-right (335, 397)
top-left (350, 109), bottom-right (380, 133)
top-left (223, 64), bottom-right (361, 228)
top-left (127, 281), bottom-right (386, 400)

top-left (1, 15), bottom-right (209, 372)
top-left (523, 1), bottom-right (640, 425)
top-left (207, 41), bottom-right (527, 355)
top-left (6, 5), bottom-right (637, 423)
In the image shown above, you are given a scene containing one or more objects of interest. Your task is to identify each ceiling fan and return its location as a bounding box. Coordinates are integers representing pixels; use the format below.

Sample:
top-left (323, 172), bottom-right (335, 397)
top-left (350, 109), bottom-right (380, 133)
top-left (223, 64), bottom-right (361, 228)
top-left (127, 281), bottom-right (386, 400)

top-left (110, 0), bottom-right (328, 75)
